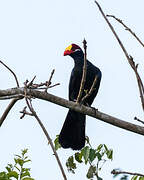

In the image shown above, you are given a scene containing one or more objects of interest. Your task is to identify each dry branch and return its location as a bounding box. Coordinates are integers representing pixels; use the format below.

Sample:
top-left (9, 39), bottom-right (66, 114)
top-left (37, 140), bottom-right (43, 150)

top-left (1, 87), bottom-right (144, 136)
top-left (0, 60), bottom-right (19, 87)
top-left (107, 15), bottom-right (144, 48)
top-left (0, 97), bottom-right (22, 127)
top-left (24, 97), bottom-right (67, 180)
top-left (20, 83), bottom-right (67, 180)
top-left (76, 39), bottom-right (87, 103)
top-left (111, 169), bottom-right (144, 177)
top-left (94, 1), bottom-right (144, 111)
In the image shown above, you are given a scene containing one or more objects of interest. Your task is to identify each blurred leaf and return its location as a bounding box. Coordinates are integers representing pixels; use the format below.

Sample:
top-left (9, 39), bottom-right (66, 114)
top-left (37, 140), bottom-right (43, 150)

top-left (24, 156), bottom-right (28, 160)
top-left (104, 144), bottom-right (108, 151)
top-left (24, 160), bottom-right (31, 164)
top-left (22, 178), bottom-right (34, 180)
top-left (131, 176), bottom-right (138, 180)
top-left (98, 177), bottom-right (103, 180)
top-left (21, 171), bottom-right (30, 178)
top-left (54, 135), bottom-right (61, 151)
top-left (5, 167), bottom-right (11, 173)
top-left (17, 158), bottom-right (24, 167)
top-left (120, 175), bottom-right (128, 180)
top-left (0, 172), bottom-right (9, 180)
top-left (14, 166), bottom-right (20, 172)
top-left (96, 152), bottom-right (102, 161)
top-left (22, 149), bottom-right (28, 157)
top-left (66, 156), bottom-right (76, 174)
top-left (139, 177), bottom-right (144, 180)
top-left (81, 146), bottom-right (90, 164)
top-left (7, 171), bottom-right (18, 179)
top-left (22, 168), bottom-right (30, 173)
top-left (74, 152), bottom-right (83, 163)
top-left (97, 144), bottom-right (103, 152)
top-left (89, 149), bottom-right (96, 163)
top-left (85, 136), bottom-right (90, 144)
top-left (86, 165), bottom-right (96, 179)
top-left (14, 155), bottom-right (21, 159)
top-left (106, 149), bottom-right (113, 160)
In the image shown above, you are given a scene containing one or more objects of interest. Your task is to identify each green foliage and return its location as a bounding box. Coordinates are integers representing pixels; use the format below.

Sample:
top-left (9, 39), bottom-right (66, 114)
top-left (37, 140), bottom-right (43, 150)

top-left (0, 149), bottom-right (34, 180)
top-left (131, 176), bottom-right (144, 180)
top-left (54, 135), bottom-right (113, 179)
top-left (54, 135), bottom-right (61, 151)
top-left (66, 156), bottom-right (76, 174)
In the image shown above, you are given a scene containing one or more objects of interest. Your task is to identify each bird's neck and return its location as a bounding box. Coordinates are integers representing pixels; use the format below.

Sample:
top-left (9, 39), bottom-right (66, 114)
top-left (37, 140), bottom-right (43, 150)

top-left (71, 54), bottom-right (84, 66)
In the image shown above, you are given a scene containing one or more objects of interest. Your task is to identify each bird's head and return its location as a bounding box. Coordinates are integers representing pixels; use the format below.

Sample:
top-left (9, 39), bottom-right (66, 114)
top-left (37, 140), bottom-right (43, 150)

top-left (64, 44), bottom-right (83, 58)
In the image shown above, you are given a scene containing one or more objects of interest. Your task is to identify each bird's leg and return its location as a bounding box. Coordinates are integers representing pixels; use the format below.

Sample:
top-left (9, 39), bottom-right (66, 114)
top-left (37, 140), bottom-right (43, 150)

top-left (91, 106), bottom-right (98, 116)
top-left (84, 103), bottom-right (98, 116)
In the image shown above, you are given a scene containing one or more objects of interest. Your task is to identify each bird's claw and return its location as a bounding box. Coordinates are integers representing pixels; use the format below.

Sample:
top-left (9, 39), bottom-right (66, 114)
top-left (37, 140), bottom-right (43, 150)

top-left (91, 107), bottom-right (98, 116)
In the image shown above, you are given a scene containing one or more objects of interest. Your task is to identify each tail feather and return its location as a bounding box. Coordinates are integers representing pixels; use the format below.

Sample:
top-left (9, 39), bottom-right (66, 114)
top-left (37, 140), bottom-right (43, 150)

top-left (59, 110), bottom-right (85, 150)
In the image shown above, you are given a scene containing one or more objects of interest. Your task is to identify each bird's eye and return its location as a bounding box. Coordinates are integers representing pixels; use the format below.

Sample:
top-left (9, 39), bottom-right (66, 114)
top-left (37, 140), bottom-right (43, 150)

top-left (74, 49), bottom-right (81, 52)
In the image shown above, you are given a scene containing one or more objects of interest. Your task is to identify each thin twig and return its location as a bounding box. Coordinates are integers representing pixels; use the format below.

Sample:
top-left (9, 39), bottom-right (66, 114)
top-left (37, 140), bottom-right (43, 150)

top-left (0, 97), bottom-right (22, 127)
top-left (23, 87), bottom-right (67, 180)
top-left (81, 75), bottom-right (98, 103)
top-left (27, 76), bottom-right (36, 88)
top-left (76, 39), bottom-right (87, 103)
top-left (134, 116), bottom-right (144, 125)
top-left (94, 1), bottom-right (144, 111)
top-left (20, 106), bottom-right (33, 119)
top-left (31, 83), bottom-right (60, 90)
top-left (45, 69), bottom-right (55, 92)
top-left (0, 60), bottom-right (19, 87)
top-left (107, 14), bottom-right (144, 48)
top-left (111, 169), bottom-right (144, 177)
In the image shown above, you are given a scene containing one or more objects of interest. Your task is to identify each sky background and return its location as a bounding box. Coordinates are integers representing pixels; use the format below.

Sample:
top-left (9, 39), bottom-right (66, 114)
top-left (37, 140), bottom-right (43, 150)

top-left (0, 0), bottom-right (144, 179)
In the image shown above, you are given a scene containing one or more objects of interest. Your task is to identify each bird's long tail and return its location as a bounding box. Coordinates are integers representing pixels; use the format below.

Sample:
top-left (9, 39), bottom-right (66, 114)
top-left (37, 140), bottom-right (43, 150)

top-left (59, 110), bottom-right (86, 150)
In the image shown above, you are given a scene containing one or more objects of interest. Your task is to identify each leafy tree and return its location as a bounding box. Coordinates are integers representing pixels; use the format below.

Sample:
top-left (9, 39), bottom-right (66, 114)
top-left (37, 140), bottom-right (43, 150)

top-left (0, 149), bottom-right (34, 180)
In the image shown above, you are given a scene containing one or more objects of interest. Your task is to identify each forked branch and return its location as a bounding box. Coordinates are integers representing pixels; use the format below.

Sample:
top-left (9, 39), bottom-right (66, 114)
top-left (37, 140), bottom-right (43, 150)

top-left (21, 86), bottom-right (67, 180)
top-left (95, 1), bottom-right (144, 111)
top-left (107, 14), bottom-right (144, 48)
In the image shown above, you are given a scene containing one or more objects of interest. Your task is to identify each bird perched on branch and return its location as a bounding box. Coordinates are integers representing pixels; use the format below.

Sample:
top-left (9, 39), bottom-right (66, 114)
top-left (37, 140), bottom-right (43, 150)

top-left (59, 43), bottom-right (102, 150)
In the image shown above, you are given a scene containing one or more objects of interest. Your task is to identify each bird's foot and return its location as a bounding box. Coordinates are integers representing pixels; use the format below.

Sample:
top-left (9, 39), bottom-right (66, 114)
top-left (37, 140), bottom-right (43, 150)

top-left (91, 106), bottom-right (98, 116)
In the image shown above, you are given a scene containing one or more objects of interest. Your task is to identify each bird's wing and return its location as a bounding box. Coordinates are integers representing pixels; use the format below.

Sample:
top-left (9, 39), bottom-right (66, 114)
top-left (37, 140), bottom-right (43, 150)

top-left (69, 68), bottom-right (82, 101)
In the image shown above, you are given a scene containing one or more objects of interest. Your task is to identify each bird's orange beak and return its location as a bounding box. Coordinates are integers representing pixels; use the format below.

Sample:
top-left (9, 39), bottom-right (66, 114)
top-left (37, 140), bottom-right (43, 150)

top-left (64, 44), bottom-right (73, 56)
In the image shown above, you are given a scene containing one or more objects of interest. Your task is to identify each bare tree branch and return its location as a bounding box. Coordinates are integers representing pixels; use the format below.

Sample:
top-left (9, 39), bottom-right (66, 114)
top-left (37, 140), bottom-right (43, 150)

top-left (94, 1), bottom-right (144, 111)
top-left (22, 87), bottom-right (67, 180)
top-left (45, 69), bottom-right (55, 92)
top-left (76, 39), bottom-right (87, 103)
top-left (81, 75), bottom-right (98, 104)
top-left (0, 97), bottom-right (22, 127)
top-left (111, 169), bottom-right (144, 177)
top-left (107, 14), bottom-right (144, 48)
top-left (1, 87), bottom-right (144, 136)
top-left (0, 60), bottom-right (19, 87)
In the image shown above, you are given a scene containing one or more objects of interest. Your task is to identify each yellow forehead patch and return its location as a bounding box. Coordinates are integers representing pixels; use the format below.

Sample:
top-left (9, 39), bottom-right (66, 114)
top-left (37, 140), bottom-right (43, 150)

top-left (65, 44), bottom-right (72, 51)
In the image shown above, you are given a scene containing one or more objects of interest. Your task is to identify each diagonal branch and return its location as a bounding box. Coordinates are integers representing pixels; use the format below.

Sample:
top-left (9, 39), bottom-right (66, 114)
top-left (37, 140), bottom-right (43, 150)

top-left (0, 97), bottom-right (22, 127)
top-left (107, 14), bottom-right (144, 48)
top-left (1, 87), bottom-right (144, 136)
top-left (81, 75), bottom-right (98, 103)
top-left (94, 1), bottom-right (144, 111)
top-left (24, 93), bottom-right (67, 180)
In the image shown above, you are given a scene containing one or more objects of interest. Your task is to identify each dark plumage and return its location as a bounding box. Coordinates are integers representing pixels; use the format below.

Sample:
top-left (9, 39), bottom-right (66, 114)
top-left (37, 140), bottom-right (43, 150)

top-left (59, 44), bottom-right (102, 150)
